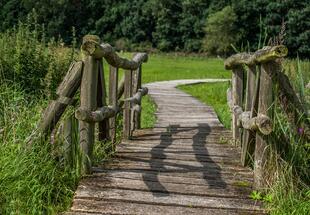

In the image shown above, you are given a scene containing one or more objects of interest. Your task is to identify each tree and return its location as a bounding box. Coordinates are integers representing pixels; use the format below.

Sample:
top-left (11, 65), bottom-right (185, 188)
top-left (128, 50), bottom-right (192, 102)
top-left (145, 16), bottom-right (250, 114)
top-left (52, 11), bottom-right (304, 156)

top-left (179, 0), bottom-right (209, 51)
top-left (203, 6), bottom-right (239, 56)
top-left (152, 0), bottom-right (183, 51)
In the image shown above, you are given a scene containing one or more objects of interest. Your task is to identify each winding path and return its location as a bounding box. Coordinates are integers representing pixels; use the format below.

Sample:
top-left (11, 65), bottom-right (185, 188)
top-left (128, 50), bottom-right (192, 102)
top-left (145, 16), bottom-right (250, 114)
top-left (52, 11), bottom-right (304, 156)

top-left (67, 79), bottom-right (265, 215)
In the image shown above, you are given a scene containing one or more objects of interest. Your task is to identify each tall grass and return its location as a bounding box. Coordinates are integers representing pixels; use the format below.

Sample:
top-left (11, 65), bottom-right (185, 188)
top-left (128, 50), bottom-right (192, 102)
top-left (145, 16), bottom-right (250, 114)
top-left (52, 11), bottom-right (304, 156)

top-left (0, 12), bottom-right (81, 214)
top-left (264, 59), bottom-right (310, 215)
top-left (0, 84), bottom-right (80, 214)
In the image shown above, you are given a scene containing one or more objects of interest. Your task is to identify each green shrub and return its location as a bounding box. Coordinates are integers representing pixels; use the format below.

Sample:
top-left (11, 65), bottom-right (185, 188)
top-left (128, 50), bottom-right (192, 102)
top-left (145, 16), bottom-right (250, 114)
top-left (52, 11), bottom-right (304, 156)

top-left (0, 13), bottom-right (76, 98)
top-left (203, 6), bottom-right (240, 56)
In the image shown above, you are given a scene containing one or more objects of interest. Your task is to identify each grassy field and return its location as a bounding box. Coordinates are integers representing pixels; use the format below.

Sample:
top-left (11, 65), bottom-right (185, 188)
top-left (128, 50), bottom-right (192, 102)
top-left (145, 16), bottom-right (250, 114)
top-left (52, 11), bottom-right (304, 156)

top-left (141, 54), bottom-right (230, 83)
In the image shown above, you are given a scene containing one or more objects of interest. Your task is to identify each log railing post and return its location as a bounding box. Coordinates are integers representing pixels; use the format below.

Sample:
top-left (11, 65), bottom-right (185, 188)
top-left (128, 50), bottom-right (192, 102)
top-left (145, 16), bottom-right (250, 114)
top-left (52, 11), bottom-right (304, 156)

top-left (37, 61), bottom-right (83, 137)
top-left (123, 70), bottom-right (133, 139)
top-left (134, 65), bottom-right (142, 129)
top-left (97, 59), bottom-right (110, 141)
top-left (254, 63), bottom-right (274, 189)
top-left (79, 35), bottom-right (100, 174)
top-left (130, 65), bottom-right (142, 132)
top-left (109, 66), bottom-right (119, 146)
top-left (232, 66), bottom-right (244, 146)
top-left (241, 65), bottom-right (257, 166)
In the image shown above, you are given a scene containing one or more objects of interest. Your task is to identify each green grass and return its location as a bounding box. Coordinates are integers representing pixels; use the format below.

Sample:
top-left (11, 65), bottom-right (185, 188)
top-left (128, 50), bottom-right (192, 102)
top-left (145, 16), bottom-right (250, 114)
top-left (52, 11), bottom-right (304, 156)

top-left (141, 95), bottom-right (157, 128)
top-left (0, 84), bottom-right (80, 214)
top-left (142, 54), bottom-right (230, 83)
top-left (104, 53), bottom-right (229, 84)
top-left (178, 82), bottom-right (231, 128)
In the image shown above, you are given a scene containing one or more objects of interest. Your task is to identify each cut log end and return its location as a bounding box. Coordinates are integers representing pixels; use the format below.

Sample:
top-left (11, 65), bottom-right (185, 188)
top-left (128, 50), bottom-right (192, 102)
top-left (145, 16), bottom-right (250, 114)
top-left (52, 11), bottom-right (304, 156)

top-left (81, 35), bottom-right (101, 56)
top-left (256, 115), bottom-right (273, 135)
top-left (75, 106), bottom-right (117, 122)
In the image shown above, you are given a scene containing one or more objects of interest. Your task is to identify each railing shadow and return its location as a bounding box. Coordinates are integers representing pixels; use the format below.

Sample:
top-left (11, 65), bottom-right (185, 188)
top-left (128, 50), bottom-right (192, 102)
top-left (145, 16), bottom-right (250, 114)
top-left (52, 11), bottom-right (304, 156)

top-left (142, 123), bottom-right (227, 197)
top-left (193, 123), bottom-right (227, 189)
top-left (142, 125), bottom-right (180, 197)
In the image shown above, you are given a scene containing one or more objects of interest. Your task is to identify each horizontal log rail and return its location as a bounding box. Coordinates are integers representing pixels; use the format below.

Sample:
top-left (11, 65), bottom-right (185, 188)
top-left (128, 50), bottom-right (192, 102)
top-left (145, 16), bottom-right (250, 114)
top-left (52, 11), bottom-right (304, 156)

top-left (75, 106), bottom-right (119, 122)
top-left (32, 34), bottom-right (148, 175)
top-left (224, 45), bottom-right (309, 189)
top-left (81, 35), bottom-right (148, 70)
top-left (224, 45), bottom-right (288, 70)
top-left (124, 87), bottom-right (148, 105)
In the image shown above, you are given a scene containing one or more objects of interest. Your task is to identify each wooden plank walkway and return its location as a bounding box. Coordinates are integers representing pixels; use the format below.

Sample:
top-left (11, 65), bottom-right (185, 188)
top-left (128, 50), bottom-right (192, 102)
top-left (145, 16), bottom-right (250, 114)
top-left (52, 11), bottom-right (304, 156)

top-left (67, 79), bottom-right (265, 215)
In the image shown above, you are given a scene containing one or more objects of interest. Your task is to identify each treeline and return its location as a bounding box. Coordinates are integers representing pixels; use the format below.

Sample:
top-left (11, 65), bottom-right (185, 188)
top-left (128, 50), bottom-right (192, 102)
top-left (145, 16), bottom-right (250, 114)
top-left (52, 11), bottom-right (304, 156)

top-left (0, 0), bottom-right (309, 57)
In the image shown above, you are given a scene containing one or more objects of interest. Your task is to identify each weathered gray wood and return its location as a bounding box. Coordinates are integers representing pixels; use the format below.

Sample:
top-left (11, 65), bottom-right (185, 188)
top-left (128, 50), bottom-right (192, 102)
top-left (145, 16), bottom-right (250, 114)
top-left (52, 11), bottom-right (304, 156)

top-left (70, 199), bottom-right (265, 215)
top-left (241, 66), bottom-right (257, 166)
top-left (254, 63), bottom-right (274, 189)
top-left (97, 59), bottom-right (110, 141)
top-left (63, 116), bottom-right (73, 166)
top-left (38, 61), bottom-right (83, 136)
top-left (75, 106), bottom-right (118, 122)
top-left (81, 35), bottom-right (148, 69)
top-left (224, 45), bottom-right (288, 70)
top-left (79, 54), bottom-right (99, 175)
top-left (239, 112), bottom-right (272, 135)
top-left (117, 75), bottom-right (125, 100)
top-left (227, 87), bottom-right (233, 111)
top-left (109, 66), bottom-right (119, 145)
top-left (125, 87), bottom-right (148, 105)
top-left (123, 70), bottom-right (133, 139)
top-left (134, 66), bottom-right (142, 129)
top-left (68, 79), bottom-right (264, 214)
top-left (74, 187), bottom-right (262, 211)
top-left (232, 66), bottom-right (244, 146)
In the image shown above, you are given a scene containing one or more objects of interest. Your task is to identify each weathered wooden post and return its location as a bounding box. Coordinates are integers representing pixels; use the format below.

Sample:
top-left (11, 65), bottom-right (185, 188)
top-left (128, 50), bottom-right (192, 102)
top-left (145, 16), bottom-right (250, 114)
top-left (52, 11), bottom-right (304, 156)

top-left (241, 65), bottom-right (257, 166)
top-left (37, 61), bottom-right (83, 136)
top-left (123, 70), bottom-right (133, 139)
top-left (97, 59), bottom-right (109, 141)
top-left (133, 65), bottom-right (142, 129)
top-left (79, 35), bottom-right (100, 174)
top-left (109, 66), bottom-right (119, 146)
top-left (231, 66), bottom-right (244, 146)
top-left (254, 63), bottom-right (274, 188)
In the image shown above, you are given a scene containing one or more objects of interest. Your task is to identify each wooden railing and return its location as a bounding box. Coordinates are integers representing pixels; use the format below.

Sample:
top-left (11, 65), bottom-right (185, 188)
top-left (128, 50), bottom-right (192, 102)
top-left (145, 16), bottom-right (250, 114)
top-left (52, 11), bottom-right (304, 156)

top-left (35, 35), bottom-right (148, 174)
top-left (224, 45), bottom-right (309, 189)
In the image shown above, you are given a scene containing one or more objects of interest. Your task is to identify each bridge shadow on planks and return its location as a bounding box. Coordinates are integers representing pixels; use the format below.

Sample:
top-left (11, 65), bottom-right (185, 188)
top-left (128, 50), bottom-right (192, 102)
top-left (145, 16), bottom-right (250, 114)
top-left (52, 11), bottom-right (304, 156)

top-left (142, 123), bottom-right (227, 197)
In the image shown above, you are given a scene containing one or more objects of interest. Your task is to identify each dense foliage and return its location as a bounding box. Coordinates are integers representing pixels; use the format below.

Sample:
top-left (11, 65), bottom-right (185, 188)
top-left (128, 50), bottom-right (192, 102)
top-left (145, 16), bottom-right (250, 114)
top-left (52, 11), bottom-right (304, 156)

top-left (0, 0), bottom-right (309, 57)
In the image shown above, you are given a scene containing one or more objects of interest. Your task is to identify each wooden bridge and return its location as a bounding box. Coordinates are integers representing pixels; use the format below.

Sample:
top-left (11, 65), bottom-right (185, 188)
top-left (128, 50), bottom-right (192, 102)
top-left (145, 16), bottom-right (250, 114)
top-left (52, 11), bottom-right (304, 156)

top-left (33, 35), bottom-right (309, 214)
top-left (66, 79), bottom-right (265, 214)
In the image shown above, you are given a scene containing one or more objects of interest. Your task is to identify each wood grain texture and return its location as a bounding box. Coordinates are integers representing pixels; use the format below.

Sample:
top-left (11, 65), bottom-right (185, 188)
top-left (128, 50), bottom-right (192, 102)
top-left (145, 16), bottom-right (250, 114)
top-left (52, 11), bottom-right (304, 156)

top-left (232, 67), bottom-right (244, 146)
top-left (68, 79), bottom-right (265, 214)
top-left (109, 66), bottom-right (119, 145)
top-left (254, 64), bottom-right (274, 189)
top-left (241, 66), bottom-right (257, 166)
top-left (38, 61), bottom-right (83, 136)
top-left (79, 56), bottom-right (99, 174)
top-left (123, 70), bottom-right (133, 139)
top-left (97, 59), bottom-right (109, 141)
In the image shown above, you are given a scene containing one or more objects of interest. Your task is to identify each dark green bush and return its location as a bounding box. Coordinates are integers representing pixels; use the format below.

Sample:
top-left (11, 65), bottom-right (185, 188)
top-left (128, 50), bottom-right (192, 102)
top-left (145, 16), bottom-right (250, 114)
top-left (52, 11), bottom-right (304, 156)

top-left (0, 13), bottom-right (76, 98)
top-left (202, 6), bottom-right (240, 56)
